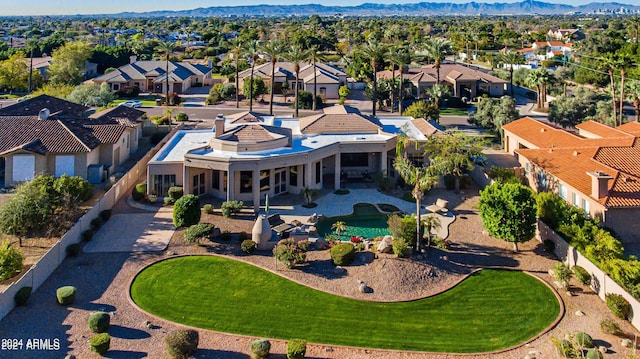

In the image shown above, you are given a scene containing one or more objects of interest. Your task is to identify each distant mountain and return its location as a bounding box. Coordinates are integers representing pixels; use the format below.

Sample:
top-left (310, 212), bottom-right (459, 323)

top-left (111, 1), bottom-right (640, 17)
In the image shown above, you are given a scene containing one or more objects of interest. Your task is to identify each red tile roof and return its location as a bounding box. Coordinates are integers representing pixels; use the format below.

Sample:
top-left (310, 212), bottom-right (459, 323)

top-left (617, 122), bottom-right (640, 136)
top-left (299, 106), bottom-right (381, 135)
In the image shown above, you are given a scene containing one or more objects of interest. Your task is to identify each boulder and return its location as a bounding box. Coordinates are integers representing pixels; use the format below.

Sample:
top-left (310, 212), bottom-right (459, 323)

top-left (358, 282), bottom-right (367, 293)
top-left (598, 346), bottom-right (607, 354)
top-left (575, 310), bottom-right (585, 316)
top-left (622, 338), bottom-right (633, 348)
top-left (377, 235), bottom-right (393, 253)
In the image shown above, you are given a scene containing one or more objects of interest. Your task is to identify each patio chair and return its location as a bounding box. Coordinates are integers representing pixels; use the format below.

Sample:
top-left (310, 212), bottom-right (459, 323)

top-left (426, 198), bottom-right (449, 214)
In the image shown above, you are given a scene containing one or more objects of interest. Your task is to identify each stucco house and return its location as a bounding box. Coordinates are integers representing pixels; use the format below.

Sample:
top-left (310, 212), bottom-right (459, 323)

top-left (147, 106), bottom-right (437, 211)
top-left (92, 56), bottom-right (213, 94)
top-left (237, 61), bottom-right (347, 99)
top-left (377, 63), bottom-right (507, 100)
top-left (26, 56), bottom-right (98, 81)
top-left (502, 117), bottom-right (640, 244)
top-left (0, 95), bottom-right (144, 186)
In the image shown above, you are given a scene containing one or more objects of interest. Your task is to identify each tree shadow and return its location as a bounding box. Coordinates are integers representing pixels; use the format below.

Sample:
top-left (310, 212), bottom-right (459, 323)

top-left (296, 259), bottom-right (348, 280)
top-left (103, 350), bottom-right (147, 359)
top-left (109, 325), bottom-right (151, 340)
top-left (193, 349), bottom-right (249, 358)
top-left (75, 302), bottom-right (116, 313)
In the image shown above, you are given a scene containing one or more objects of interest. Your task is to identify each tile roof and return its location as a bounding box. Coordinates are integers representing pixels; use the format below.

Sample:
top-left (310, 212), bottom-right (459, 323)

top-left (93, 61), bottom-right (211, 83)
top-left (221, 124), bottom-right (286, 142)
top-left (0, 94), bottom-right (87, 117)
top-left (617, 122), bottom-right (640, 136)
top-left (576, 120), bottom-right (634, 139)
top-left (238, 61), bottom-right (346, 82)
top-left (411, 118), bottom-right (445, 136)
top-left (299, 106), bottom-right (381, 135)
top-left (227, 111), bottom-right (266, 124)
top-left (90, 106), bottom-right (144, 127)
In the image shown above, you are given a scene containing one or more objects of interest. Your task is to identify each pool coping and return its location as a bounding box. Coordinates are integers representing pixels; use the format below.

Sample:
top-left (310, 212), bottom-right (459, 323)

top-left (127, 253), bottom-right (565, 357)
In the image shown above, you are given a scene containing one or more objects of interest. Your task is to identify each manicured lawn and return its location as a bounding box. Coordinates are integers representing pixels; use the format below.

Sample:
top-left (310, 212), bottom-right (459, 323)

top-left (112, 96), bottom-right (160, 107)
top-left (130, 256), bottom-right (560, 353)
top-left (440, 108), bottom-right (470, 116)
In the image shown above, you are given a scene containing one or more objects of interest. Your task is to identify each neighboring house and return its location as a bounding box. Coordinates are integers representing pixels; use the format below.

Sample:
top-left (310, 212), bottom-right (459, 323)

top-left (147, 106), bottom-right (437, 211)
top-left (0, 95), bottom-right (144, 186)
top-left (92, 56), bottom-right (213, 94)
top-left (547, 28), bottom-right (585, 41)
top-left (237, 61), bottom-right (347, 99)
top-left (378, 63), bottom-right (507, 99)
top-left (502, 117), bottom-right (640, 244)
top-left (26, 56), bottom-right (98, 81)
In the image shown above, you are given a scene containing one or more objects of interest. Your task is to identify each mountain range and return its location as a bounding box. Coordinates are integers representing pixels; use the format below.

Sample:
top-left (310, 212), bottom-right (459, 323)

top-left (111, 1), bottom-right (640, 17)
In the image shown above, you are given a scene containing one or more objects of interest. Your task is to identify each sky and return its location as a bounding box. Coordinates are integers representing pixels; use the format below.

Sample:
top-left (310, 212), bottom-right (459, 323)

top-left (1, 0), bottom-right (616, 16)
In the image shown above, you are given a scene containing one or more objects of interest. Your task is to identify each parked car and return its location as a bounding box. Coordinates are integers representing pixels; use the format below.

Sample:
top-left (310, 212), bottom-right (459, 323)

top-left (119, 100), bottom-right (143, 108)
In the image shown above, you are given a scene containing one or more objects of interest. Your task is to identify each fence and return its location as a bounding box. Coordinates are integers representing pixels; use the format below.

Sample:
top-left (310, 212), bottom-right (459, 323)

top-left (0, 125), bottom-right (181, 320)
top-left (538, 220), bottom-right (640, 330)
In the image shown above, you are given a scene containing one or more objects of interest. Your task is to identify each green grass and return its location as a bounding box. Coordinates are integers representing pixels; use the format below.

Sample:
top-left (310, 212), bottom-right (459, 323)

top-left (112, 98), bottom-right (159, 107)
top-left (131, 256), bottom-right (560, 353)
top-left (440, 108), bottom-right (469, 116)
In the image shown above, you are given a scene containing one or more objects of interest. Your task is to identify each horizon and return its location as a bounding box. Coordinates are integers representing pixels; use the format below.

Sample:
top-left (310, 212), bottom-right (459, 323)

top-left (3, 0), bottom-right (623, 16)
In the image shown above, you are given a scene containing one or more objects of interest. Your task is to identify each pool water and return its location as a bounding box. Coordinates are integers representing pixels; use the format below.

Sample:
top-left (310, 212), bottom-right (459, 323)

top-left (316, 203), bottom-right (397, 240)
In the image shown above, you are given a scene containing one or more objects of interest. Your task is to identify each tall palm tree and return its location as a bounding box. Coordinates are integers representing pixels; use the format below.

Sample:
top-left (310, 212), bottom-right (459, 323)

top-left (260, 40), bottom-right (282, 115)
top-left (426, 84), bottom-right (448, 112)
top-left (627, 15), bottom-right (640, 45)
top-left (306, 45), bottom-right (326, 111)
top-left (360, 40), bottom-right (388, 117)
top-left (229, 39), bottom-right (243, 109)
top-left (617, 54), bottom-right (633, 125)
top-left (499, 50), bottom-right (525, 97)
top-left (26, 37), bottom-right (40, 93)
top-left (244, 40), bottom-right (261, 112)
top-left (387, 45), bottom-right (408, 113)
top-left (284, 44), bottom-right (309, 118)
top-left (526, 69), bottom-right (545, 110)
top-left (156, 41), bottom-right (175, 108)
top-left (603, 54), bottom-right (621, 126)
top-left (627, 80), bottom-right (640, 122)
top-left (423, 38), bottom-right (452, 85)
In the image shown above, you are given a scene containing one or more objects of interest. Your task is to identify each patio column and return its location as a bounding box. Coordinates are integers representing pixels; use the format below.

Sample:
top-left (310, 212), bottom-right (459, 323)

top-left (334, 154), bottom-right (341, 189)
top-left (182, 165), bottom-right (190, 195)
top-left (226, 168), bottom-right (233, 202)
top-left (305, 161), bottom-right (313, 189)
top-left (252, 169), bottom-right (260, 213)
top-left (380, 150), bottom-right (387, 177)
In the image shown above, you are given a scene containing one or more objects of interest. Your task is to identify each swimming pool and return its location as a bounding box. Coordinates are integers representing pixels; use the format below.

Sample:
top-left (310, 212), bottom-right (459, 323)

top-left (316, 203), bottom-right (401, 240)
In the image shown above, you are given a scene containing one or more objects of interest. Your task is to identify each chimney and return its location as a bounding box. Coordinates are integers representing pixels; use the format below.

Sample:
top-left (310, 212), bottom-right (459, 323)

top-left (207, 57), bottom-right (213, 69)
top-left (586, 170), bottom-right (613, 199)
top-left (129, 55), bottom-right (137, 64)
top-left (214, 114), bottom-right (225, 138)
top-left (38, 108), bottom-right (50, 120)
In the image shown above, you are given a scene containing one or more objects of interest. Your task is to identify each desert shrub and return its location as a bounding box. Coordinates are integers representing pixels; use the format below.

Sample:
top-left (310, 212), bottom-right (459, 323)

top-left (164, 197), bottom-right (175, 206)
top-left (202, 204), bottom-right (214, 214)
top-left (585, 349), bottom-right (603, 359)
top-left (165, 329), bottom-right (199, 359)
top-left (273, 239), bottom-right (307, 269)
top-left (555, 339), bottom-right (573, 358)
top-left (56, 286), bottom-right (76, 305)
top-left (151, 132), bottom-right (168, 145)
top-left (554, 262), bottom-right (572, 289)
top-left (90, 217), bottom-right (103, 231)
top-left (387, 214), bottom-right (421, 248)
top-left (89, 333), bottom-right (110, 355)
top-left (82, 229), bottom-right (94, 242)
top-left (220, 230), bottom-right (232, 241)
top-left (54, 174), bottom-right (94, 202)
top-left (330, 243), bottom-right (356, 266)
top-left (241, 240), bottom-right (257, 254)
top-left (205, 91), bottom-right (220, 105)
top-left (287, 339), bottom-right (307, 359)
top-left (115, 85), bottom-right (140, 98)
top-left (295, 90), bottom-right (323, 110)
top-left (573, 331), bottom-right (593, 348)
top-left (600, 318), bottom-right (621, 335)
top-left (487, 166), bottom-right (519, 184)
top-left (537, 192), bottom-right (570, 230)
top-left (184, 223), bottom-right (215, 243)
top-left (431, 236), bottom-right (449, 249)
top-left (88, 311), bottom-right (111, 333)
top-left (14, 286), bottom-right (31, 306)
top-left (173, 194), bottom-right (201, 228)
top-left (0, 241), bottom-right (23, 281)
top-left (66, 243), bottom-right (81, 257)
top-left (176, 112), bottom-right (189, 122)
top-left (168, 186), bottom-right (184, 201)
top-left (392, 238), bottom-right (409, 258)
top-left (132, 183), bottom-right (147, 201)
top-left (573, 266), bottom-right (591, 286)
top-left (250, 339), bottom-right (271, 359)
top-left (221, 200), bottom-right (243, 217)
top-left (606, 293), bottom-right (631, 320)
top-left (99, 209), bottom-right (112, 222)
top-left (298, 240), bottom-right (309, 252)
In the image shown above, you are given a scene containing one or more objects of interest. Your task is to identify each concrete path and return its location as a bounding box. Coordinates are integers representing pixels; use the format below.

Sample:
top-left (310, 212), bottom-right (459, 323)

top-left (83, 211), bottom-right (174, 253)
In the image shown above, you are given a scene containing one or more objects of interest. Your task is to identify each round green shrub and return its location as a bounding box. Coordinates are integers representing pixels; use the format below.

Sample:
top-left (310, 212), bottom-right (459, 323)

top-left (556, 339), bottom-right (573, 358)
top-left (0, 240), bottom-right (23, 281)
top-left (99, 209), bottom-right (112, 222)
top-left (82, 229), bottom-right (94, 242)
top-left (585, 348), bottom-right (603, 359)
top-left (90, 217), bottom-right (103, 231)
top-left (184, 223), bottom-right (215, 243)
top-left (66, 243), bottom-right (81, 257)
top-left (173, 194), bottom-right (201, 228)
top-left (168, 186), bottom-right (184, 201)
top-left (164, 196), bottom-right (175, 206)
top-left (330, 243), bottom-right (356, 266)
top-left (241, 240), bottom-right (257, 254)
top-left (88, 311), bottom-right (111, 333)
top-left (606, 293), bottom-right (632, 320)
top-left (574, 331), bottom-right (593, 348)
top-left (132, 183), bottom-right (147, 201)
top-left (14, 286), bottom-right (32, 306)
top-left (56, 286), bottom-right (76, 305)
top-left (89, 333), bottom-right (110, 355)
top-left (287, 339), bottom-right (307, 359)
top-left (176, 112), bottom-right (189, 122)
top-left (250, 339), bottom-right (271, 359)
top-left (573, 266), bottom-right (591, 286)
top-left (202, 204), bottom-right (214, 214)
top-left (165, 329), bottom-right (199, 358)
top-left (600, 318), bottom-right (621, 335)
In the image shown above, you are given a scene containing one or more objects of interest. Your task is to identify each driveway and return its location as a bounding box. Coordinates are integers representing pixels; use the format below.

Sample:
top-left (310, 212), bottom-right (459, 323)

top-left (83, 212), bottom-right (174, 253)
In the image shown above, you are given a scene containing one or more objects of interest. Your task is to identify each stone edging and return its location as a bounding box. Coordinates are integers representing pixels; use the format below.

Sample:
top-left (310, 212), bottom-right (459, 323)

top-left (127, 254), bottom-right (565, 357)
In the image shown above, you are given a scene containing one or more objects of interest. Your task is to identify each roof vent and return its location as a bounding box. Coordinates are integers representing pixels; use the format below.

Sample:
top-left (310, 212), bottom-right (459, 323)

top-left (572, 150), bottom-right (579, 156)
top-left (38, 108), bottom-right (50, 120)
top-left (540, 128), bottom-right (545, 132)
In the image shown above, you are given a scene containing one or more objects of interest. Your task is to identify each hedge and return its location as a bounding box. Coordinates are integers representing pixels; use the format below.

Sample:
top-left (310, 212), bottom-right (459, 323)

top-left (330, 243), bottom-right (356, 266)
top-left (287, 339), bottom-right (307, 359)
top-left (184, 224), bottom-right (215, 243)
top-left (89, 333), bottom-right (110, 355)
top-left (88, 312), bottom-right (111, 333)
top-left (56, 286), bottom-right (76, 305)
top-left (173, 195), bottom-right (201, 228)
top-left (250, 339), bottom-right (271, 359)
top-left (166, 329), bottom-right (199, 358)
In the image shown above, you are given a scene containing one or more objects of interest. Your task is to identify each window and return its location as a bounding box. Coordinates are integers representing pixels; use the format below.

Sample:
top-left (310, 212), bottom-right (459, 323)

top-left (341, 153), bottom-right (368, 167)
top-left (315, 162), bottom-right (321, 184)
top-left (153, 174), bottom-right (176, 196)
top-left (572, 193), bottom-right (578, 206)
top-left (240, 171), bottom-right (252, 193)
top-left (193, 173), bottom-right (205, 195)
top-left (274, 168), bottom-right (286, 194)
top-left (223, 171), bottom-right (227, 191)
top-left (537, 172), bottom-right (547, 190)
top-left (558, 184), bottom-right (567, 200)
top-left (212, 170), bottom-right (220, 190)
top-left (259, 170), bottom-right (270, 191)
top-left (582, 198), bottom-right (590, 214)
top-left (525, 162), bottom-right (530, 176)
top-left (289, 166), bottom-right (298, 187)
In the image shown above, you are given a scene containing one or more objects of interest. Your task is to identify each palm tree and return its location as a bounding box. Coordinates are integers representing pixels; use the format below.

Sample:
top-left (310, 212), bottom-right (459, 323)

top-left (499, 50), bottom-right (525, 97)
top-left (244, 40), bottom-right (261, 112)
top-left (283, 44), bottom-right (309, 118)
top-left (627, 15), bottom-right (640, 45)
top-left (229, 39), bottom-right (243, 109)
top-left (26, 37), bottom-right (40, 93)
top-left (156, 41), bottom-right (175, 112)
top-left (423, 215), bottom-right (442, 248)
top-left (260, 40), bottom-right (282, 115)
top-left (425, 131), bottom-right (485, 193)
top-left (360, 40), bottom-right (388, 117)
top-left (603, 54), bottom-right (621, 126)
top-left (618, 54), bottom-right (633, 125)
top-left (332, 221), bottom-right (347, 238)
top-left (306, 45), bottom-right (326, 111)
top-left (387, 46), bottom-right (413, 114)
top-left (423, 38), bottom-right (452, 85)
top-left (393, 156), bottom-right (437, 253)
top-left (627, 80), bottom-right (640, 122)
top-left (426, 84), bottom-right (448, 112)
top-left (526, 69), bottom-right (545, 110)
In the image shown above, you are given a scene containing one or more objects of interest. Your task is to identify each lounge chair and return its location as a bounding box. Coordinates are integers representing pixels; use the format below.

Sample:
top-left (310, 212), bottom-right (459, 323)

top-left (267, 214), bottom-right (294, 236)
top-left (426, 198), bottom-right (449, 214)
